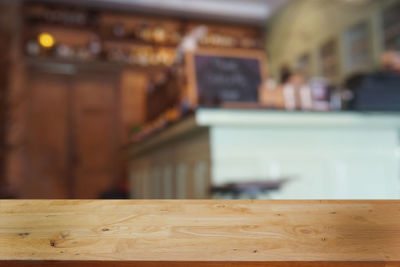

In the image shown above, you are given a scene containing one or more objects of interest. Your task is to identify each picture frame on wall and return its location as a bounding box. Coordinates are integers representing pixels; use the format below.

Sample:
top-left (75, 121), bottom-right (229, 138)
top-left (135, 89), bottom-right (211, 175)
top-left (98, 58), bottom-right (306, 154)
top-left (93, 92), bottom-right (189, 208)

top-left (320, 38), bottom-right (339, 81)
top-left (343, 21), bottom-right (372, 74)
top-left (382, 1), bottom-right (400, 51)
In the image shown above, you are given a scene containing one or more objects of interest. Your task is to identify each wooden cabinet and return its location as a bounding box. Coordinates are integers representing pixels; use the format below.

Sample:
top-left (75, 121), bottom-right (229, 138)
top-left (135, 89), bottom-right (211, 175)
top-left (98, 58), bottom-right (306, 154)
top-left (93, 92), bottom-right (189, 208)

top-left (25, 68), bottom-right (121, 198)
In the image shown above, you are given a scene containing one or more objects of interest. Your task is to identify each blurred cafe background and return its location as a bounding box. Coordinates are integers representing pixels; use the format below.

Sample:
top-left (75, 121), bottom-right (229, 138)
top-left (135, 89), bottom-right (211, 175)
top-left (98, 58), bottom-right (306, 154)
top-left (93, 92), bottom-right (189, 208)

top-left (0, 0), bottom-right (400, 199)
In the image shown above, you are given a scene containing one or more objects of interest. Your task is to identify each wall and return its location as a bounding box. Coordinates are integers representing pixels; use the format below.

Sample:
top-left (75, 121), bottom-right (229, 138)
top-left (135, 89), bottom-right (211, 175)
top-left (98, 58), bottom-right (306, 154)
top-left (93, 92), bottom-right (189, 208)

top-left (266, 0), bottom-right (400, 84)
top-left (120, 70), bottom-right (147, 143)
top-left (0, 7), bottom-right (11, 194)
top-left (1, 1), bottom-right (26, 198)
top-left (1, 3), bottom-right (149, 198)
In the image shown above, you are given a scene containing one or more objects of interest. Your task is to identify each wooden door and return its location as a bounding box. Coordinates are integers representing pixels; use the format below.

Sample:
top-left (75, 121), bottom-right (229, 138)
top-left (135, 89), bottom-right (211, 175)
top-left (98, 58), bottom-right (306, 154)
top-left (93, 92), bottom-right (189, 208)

top-left (27, 72), bottom-right (70, 198)
top-left (71, 72), bottom-right (120, 198)
top-left (26, 69), bottom-right (120, 198)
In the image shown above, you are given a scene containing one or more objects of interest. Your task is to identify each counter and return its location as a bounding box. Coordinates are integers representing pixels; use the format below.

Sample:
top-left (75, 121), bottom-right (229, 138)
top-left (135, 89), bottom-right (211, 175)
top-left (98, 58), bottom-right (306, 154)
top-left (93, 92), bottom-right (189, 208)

top-left (128, 109), bottom-right (400, 199)
top-left (1, 200), bottom-right (400, 266)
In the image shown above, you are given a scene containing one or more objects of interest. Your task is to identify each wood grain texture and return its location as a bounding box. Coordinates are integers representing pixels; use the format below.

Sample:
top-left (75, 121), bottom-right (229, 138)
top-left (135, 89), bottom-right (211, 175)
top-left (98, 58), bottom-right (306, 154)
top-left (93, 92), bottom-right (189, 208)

top-left (0, 200), bottom-right (400, 263)
top-left (0, 261), bottom-right (399, 267)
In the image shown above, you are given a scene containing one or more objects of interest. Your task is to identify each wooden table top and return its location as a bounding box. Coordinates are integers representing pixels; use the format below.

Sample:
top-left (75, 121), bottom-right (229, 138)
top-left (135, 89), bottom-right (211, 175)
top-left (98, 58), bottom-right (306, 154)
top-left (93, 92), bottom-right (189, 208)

top-left (0, 200), bottom-right (399, 266)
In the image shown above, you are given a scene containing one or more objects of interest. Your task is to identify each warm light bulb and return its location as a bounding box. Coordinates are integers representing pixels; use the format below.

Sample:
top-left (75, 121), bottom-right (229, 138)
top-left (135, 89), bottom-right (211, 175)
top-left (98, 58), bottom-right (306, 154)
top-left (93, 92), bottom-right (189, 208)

top-left (38, 33), bottom-right (55, 48)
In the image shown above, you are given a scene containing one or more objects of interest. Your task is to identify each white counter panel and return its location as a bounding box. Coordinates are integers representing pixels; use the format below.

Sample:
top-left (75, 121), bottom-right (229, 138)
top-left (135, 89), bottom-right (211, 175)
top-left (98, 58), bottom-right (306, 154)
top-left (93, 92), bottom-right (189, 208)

top-left (199, 110), bottom-right (400, 199)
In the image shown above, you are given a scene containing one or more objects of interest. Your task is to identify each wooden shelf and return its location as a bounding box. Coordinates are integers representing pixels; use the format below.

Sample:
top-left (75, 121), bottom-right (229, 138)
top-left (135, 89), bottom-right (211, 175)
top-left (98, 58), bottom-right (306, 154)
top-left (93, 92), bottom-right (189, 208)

top-left (24, 56), bottom-right (170, 72)
top-left (102, 37), bottom-right (178, 48)
top-left (27, 22), bottom-right (179, 49)
top-left (26, 21), bottom-right (98, 33)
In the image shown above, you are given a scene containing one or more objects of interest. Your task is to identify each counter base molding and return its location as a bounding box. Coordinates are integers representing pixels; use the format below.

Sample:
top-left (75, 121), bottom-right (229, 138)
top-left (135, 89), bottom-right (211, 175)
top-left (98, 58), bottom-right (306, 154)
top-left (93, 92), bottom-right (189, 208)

top-left (1, 200), bottom-right (400, 266)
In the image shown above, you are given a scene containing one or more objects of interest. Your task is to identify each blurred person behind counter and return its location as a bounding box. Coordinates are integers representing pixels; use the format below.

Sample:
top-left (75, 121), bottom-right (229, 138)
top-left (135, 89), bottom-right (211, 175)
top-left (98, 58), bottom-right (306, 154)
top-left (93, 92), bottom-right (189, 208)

top-left (259, 66), bottom-right (313, 111)
top-left (381, 50), bottom-right (400, 73)
top-left (260, 50), bottom-right (400, 112)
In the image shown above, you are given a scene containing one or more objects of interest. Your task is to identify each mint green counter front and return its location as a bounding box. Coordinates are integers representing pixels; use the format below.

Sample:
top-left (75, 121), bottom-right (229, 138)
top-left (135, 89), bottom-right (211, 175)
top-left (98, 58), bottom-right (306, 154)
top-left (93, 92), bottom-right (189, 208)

top-left (128, 109), bottom-right (400, 199)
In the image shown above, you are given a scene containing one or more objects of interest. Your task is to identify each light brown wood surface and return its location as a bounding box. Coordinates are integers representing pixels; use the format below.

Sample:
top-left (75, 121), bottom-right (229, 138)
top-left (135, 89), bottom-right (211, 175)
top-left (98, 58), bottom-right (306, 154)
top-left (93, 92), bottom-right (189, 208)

top-left (0, 261), bottom-right (398, 267)
top-left (0, 200), bottom-right (400, 266)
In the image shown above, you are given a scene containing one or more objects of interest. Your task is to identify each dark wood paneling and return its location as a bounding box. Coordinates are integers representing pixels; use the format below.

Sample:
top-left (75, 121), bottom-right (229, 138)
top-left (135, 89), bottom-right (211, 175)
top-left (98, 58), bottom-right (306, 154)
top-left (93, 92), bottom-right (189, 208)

top-left (24, 69), bottom-right (121, 198)
top-left (0, 29), bottom-right (11, 195)
top-left (72, 72), bottom-right (120, 198)
top-left (27, 72), bottom-right (70, 198)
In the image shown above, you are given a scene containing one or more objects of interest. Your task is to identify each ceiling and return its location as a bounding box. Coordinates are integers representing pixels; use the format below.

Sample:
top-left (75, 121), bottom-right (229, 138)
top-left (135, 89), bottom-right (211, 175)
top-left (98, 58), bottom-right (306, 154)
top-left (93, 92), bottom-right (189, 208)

top-left (29, 0), bottom-right (292, 25)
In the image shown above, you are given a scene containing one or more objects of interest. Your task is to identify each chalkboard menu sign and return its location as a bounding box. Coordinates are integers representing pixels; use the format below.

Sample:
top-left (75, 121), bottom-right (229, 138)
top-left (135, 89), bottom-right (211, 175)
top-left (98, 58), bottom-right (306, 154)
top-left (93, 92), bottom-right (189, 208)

top-left (187, 49), bottom-right (264, 107)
